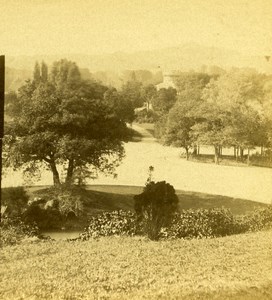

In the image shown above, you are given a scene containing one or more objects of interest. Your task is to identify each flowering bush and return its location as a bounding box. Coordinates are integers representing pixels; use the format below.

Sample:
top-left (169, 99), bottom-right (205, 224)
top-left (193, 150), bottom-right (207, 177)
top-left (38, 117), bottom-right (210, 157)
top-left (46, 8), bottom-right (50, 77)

top-left (80, 210), bottom-right (140, 240)
top-left (0, 217), bottom-right (40, 246)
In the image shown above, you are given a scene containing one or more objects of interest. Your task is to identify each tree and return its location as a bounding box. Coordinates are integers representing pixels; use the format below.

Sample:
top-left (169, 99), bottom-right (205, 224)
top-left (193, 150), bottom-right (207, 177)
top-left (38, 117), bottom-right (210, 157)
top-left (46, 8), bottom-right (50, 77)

top-left (190, 103), bottom-right (232, 164)
top-left (162, 73), bottom-right (211, 158)
top-left (140, 84), bottom-right (157, 110)
top-left (199, 71), bottom-right (266, 163)
top-left (152, 87), bottom-right (177, 115)
top-left (121, 80), bottom-right (144, 109)
top-left (33, 61), bottom-right (41, 83)
top-left (5, 60), bottom-right (129, 186)
top-left (173, 72), bottom-right (211, 96)
top-left (155, 73), bottom-right (210, 155)
top-left (41, 61), bottom-right (48, 83)
top-left (103, 88), bottom-right (135, 123)
top-left (164, 103), bottom-right (196, 160)
top-left (134, 181), bottom-right (178, 240)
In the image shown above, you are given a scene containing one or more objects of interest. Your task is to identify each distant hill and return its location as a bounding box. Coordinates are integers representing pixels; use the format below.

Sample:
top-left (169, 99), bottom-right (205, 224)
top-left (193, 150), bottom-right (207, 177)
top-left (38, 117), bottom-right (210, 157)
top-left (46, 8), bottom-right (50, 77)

top-left (5, 44), bottom-right (272, 91)
top-left (6, 44), bottom-right (272, 73)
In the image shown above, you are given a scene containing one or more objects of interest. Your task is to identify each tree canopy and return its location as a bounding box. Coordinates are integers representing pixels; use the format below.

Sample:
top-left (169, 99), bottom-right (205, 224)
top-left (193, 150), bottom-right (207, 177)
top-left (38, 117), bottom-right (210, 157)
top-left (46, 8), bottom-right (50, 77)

top-left (5, 59), bottom-right (130, 185)
top-left (155, 70), bottom-right (271, 164)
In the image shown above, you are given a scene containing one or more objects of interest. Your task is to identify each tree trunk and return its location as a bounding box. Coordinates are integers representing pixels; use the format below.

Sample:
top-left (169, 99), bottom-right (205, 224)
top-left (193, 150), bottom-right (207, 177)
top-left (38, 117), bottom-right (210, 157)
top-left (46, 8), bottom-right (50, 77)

top-left (234, 146), bottom-right (236, 158)
top-left (247, 148), bottom-right (250, 165)
top-left (50, 161), bottom-right (61, 186)
top-left (193, 145), bottom-right (197, 155)
top-left (240, 148), bottom-right (244, 161)
top-left (197, 144), bottom-right (200, 155)
top-left (185, 147), bottom-right (189, 160)
top-left (236, 147), bottom-right (239, 161)
top-left (214, 146), bottom-right (219, 164)
top-left (219, 146), bottom-right (222, 157)
top-left (65, 159), bottom-right (74, 185)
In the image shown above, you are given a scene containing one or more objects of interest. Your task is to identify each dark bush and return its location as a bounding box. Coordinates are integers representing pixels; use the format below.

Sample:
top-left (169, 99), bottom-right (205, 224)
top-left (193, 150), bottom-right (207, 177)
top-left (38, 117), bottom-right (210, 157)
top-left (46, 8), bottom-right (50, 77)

top-left (2, 187), bottom-right (29, 217)
top-left (22, 204), bottom-right (63, 230)
top-left (134, 181), bottom-right (179, 240)
top-left (80, 210), bottom-right (140, 240)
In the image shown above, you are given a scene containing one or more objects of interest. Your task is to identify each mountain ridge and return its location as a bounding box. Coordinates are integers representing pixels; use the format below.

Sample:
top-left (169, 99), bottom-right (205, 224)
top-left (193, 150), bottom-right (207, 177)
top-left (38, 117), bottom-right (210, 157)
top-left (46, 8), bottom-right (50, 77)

top-left (5, 44), bottom-right (271, 74)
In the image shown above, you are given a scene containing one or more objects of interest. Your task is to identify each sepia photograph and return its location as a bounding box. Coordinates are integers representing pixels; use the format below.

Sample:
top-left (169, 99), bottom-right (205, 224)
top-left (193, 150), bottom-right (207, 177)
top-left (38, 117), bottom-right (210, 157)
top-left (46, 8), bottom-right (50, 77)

top-left (1, 0), bottom-right (272, 299)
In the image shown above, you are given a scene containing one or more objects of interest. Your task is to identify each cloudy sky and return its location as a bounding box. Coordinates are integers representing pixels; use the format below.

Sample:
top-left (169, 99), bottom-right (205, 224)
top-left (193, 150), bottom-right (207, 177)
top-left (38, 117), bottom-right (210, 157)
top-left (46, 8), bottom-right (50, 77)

top-left (0, 0), bottom-right (271, 56)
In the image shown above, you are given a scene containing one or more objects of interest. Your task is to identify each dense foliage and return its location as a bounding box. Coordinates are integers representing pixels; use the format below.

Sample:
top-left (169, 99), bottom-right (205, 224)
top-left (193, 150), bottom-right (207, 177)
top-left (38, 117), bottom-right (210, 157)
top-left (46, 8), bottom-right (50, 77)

top-left (0, 217), bottom-right (39, 246)
top-left (2, 186), bottom-right (89, 230)
top-left (80, 210), bottom-right (139, 239)
top-left (163, 209), bottom-right (243, 239)
top-left (5, 60), bottom-right (130, 185)
top-left (134, 181), bottom-right (179, 240)
top-left (2, 187), bottom-right (29, 217)
top-left (154, 70), bottom-right (272, 165)
top-left (80, 205), bottom-right (272, 241)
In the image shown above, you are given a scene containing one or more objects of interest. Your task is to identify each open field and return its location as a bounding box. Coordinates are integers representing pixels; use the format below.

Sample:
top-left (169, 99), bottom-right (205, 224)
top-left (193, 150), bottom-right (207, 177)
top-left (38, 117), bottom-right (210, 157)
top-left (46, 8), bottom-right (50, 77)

top-left (3, 123), bottom-right (272, 204)
top-left (1, 230), bottom-right (272, 300)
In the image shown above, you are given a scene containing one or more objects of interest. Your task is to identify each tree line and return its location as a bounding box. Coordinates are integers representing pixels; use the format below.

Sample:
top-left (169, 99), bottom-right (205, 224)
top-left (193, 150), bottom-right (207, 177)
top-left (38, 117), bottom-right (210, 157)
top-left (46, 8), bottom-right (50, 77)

top-left (4, 61), bottom-right (272, 187)
top-left (152, 71), bottom-right (272, 164)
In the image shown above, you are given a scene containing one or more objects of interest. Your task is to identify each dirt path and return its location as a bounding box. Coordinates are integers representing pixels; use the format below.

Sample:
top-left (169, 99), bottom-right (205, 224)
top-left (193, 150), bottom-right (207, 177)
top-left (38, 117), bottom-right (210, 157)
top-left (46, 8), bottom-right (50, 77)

top-left (131, 123), bottom-right (156, 143)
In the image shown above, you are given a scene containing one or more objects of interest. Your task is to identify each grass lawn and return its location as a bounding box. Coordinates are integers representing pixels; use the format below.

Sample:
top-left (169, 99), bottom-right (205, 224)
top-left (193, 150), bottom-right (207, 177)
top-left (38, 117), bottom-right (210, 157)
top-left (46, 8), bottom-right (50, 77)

top-left (27, 184), bottom-right (269, 217)
top-left (1, 230), bottom-right (272, 299)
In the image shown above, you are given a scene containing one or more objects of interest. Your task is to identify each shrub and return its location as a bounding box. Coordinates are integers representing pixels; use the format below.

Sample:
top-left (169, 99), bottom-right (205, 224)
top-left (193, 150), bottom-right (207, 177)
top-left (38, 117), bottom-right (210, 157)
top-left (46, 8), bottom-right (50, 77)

top-left (79, 206), bottom-right (272, 241)
top-left (161, 208), bottom-right (246, 239)
top-left (239, 206), bottom-right (272, 232)
top-left (57, 190), bottom-right (84, 217)
top-left (0, 217), bottom-right (40, 246)
top-left (80, 210), bottom-right (140, 240)
top-left (134, 181), bottom-right (178, 240)
top-left (21, 185), bottom-right (87, 230)
top-left (22, 204), bottom-right (63, 230)
top-left (2, 187), bottom-right (29, 217)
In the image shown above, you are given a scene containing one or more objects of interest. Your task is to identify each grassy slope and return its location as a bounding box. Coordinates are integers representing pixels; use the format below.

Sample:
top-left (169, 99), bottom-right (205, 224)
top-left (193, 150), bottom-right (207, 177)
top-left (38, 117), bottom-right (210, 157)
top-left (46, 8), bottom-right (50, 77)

top-left (27, 184), bottom-right (268, 217)
top-left (1, 230), bottom-right (272, 300)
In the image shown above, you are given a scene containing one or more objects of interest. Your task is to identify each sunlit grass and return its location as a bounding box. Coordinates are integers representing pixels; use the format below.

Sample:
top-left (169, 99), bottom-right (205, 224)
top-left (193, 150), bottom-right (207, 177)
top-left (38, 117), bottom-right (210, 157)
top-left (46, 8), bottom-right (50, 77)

top-left (1, 230), bottom-right (272, 299)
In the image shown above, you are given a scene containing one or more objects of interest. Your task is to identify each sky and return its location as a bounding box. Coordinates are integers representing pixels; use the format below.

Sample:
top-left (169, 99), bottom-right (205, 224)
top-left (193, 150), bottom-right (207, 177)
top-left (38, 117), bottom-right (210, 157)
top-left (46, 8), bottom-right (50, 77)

top-left (0, 0), bottom-right (272, 56)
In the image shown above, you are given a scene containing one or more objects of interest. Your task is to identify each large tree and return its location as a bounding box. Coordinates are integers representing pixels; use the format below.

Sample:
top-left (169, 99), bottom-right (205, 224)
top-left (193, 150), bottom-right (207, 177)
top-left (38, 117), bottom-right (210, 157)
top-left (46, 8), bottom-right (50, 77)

top-left (152, 87), bottom-right (177, 115)
top-left (5, 59), bottom-right (129, 185)
top-left (193, 71), bottom-right (266, 163)
top-left (103, 87), bottom-right (135, 124)
top-left (157, 73), bottom-right (210, 156)
top-left (163, 102), bottom-right (198, 160)
top-left (120, 80), bottom-right (144, 109)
